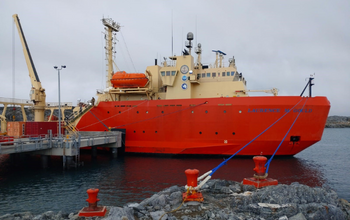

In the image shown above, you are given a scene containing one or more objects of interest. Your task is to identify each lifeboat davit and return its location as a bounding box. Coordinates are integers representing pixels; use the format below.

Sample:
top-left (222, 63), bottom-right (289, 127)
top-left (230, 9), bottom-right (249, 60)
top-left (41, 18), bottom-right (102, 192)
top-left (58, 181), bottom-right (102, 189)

top-left (111, 71), bottom-right (149, 88)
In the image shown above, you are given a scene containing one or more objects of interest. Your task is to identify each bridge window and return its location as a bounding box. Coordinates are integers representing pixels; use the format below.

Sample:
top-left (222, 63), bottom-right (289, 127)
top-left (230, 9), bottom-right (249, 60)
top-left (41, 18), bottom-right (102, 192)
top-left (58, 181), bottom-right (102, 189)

top-left (171, 71), bottom-right (176, 76)
top-left (218, 72), bottom-right (220, 77)
top-left (166, 71), bottom-right (170, 76)
top-left (212, 72), bottom-right (216, 77)
top-left (222, 72), bottom-right (226, 77)
top-left (227, 72), bottom-right (230, 76)
top-left (202, 73), bottom-right (205, 78)
top-left (197, 74), bottom-right (201, 79)
top-left (161, 71), bottom-right (165, 76)
top-left (207, 73), bottom-right (210, 77)
top-left (231, 71), bottom-right (235, 76)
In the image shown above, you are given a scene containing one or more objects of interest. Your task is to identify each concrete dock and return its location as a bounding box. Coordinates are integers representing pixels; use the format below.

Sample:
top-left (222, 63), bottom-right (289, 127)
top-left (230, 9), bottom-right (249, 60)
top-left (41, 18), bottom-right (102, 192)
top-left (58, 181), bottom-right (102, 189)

top-left (0, 130), bottom-right (123, 168)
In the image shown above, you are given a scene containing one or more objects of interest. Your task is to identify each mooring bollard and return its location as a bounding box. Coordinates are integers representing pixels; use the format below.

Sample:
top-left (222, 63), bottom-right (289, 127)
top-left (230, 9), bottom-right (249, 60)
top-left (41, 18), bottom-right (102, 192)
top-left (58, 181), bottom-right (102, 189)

top-left (183, 169), bottom-right (204, 202)
top-left (86, 188), bottom-right (100, 210)
top-left (253, 156), bottom-right (267, 177)
top-left (78, 188), bottom-right (106, 217)
top-left (243, 156), bottom-right (278, 188)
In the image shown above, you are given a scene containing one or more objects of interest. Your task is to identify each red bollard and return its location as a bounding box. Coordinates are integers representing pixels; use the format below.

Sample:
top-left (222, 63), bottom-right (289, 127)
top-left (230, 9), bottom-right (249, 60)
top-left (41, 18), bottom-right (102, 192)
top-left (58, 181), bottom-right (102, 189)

top-left (243, 156), bottom-right (278, 188)
top-left (253, 156), bottom-right (267, 177)
top-left (86, 188), bottom-right (100, 211)
top-left (78, 188), bottom-right (107, 217)
top-left (183, 169), bottom-right (204, 202)
top-left (185, 169), bottom-right (199, 187)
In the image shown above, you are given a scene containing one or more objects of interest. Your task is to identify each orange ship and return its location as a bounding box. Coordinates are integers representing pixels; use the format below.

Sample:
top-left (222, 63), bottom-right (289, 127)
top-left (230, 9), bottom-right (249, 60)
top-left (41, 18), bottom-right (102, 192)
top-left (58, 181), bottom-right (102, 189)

top-left (72, 18), bottom-right (330, 156)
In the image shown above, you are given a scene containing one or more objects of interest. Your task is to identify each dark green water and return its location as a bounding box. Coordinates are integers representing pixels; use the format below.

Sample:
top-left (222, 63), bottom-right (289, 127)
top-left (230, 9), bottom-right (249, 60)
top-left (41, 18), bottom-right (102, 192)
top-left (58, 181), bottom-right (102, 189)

top-left (0, 128), bottom-right (349, 215)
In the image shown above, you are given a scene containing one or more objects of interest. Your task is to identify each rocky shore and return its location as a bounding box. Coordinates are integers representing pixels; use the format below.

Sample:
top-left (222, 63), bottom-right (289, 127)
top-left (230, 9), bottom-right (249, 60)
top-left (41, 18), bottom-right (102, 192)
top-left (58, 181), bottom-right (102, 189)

top-left (325, 116), bottom-right (350, 128)
top-left (1, 179), bottom-right (350, 220)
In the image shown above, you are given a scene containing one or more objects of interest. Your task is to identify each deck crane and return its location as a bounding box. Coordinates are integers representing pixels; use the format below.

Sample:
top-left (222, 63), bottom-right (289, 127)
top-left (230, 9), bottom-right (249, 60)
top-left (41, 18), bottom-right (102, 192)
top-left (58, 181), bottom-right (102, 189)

top-left (12, 14), bottom-right (46, 121)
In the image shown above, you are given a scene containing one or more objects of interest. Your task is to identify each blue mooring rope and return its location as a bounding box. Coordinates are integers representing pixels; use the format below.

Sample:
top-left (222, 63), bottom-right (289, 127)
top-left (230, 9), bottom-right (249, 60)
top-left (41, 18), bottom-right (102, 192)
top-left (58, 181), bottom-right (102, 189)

top-left (265, 97), bottom-right (309, 173)
top-left (209, 97), bottom-right (307, 176)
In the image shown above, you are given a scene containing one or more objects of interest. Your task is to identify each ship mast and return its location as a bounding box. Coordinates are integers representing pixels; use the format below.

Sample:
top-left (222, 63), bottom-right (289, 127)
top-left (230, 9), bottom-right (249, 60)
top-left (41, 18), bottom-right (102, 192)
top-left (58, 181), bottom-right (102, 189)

top-left (102, 18), bottom-right (120, 88)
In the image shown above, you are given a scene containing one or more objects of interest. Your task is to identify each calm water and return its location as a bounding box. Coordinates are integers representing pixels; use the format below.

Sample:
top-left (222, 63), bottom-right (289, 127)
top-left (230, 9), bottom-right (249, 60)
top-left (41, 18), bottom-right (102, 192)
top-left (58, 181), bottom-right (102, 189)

top-left (0, 128), bottom-right (349, 215)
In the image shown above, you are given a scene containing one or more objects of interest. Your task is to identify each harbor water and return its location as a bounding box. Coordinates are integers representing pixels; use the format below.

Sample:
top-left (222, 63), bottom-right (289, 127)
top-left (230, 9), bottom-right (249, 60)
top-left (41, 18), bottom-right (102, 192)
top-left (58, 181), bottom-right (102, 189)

top-left (0, 128), bottom-right (349, 216)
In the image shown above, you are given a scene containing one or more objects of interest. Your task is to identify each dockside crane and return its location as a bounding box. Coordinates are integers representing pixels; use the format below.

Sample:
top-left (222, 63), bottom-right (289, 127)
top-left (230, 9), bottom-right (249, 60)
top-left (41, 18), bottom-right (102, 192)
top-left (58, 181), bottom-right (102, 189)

top-left (12, 14), bottom-right (46, 122)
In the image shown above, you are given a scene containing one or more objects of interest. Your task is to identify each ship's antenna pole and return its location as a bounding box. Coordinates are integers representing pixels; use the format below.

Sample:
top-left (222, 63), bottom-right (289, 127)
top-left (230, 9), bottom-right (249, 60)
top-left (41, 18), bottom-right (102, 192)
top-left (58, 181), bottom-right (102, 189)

top-left (171, 10), bottom-right (173, 56)
top-left (102, 18), bottom-right (120, 88)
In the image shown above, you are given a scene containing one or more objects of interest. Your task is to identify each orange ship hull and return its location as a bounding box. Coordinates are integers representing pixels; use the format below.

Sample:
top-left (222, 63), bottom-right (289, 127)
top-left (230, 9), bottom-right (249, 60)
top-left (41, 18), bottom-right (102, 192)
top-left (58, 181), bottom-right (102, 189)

top-left (76, 96), bottom-right (330, 156)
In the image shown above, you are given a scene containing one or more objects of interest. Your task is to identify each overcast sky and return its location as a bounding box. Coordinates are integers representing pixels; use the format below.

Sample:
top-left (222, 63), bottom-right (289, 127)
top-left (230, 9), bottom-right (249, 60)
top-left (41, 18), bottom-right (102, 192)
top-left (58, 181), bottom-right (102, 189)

top-left (0, 0), bottom-right (349, 116)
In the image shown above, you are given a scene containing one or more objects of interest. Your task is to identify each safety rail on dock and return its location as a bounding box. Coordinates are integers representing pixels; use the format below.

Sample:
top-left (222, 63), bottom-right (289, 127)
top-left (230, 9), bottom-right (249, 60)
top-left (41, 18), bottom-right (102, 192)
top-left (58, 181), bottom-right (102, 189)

top-left (0, 131), bottom-right (122, 156)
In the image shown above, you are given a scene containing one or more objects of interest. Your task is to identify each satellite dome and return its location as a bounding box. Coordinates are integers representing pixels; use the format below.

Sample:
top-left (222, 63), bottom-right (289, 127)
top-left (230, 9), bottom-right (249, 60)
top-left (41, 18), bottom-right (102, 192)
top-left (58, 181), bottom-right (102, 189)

top-left (187, 32), bottom-right (194, 41)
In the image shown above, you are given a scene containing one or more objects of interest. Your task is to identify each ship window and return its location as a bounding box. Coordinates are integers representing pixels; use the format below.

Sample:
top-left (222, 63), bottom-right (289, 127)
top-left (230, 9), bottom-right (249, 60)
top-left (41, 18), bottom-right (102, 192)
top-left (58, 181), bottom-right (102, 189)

top-left (197, 74), bottom-right (201, 79)
top-left (215, 132), bottom-right (218, 135)
top-left (161, 111), bottom-right (164, 114)
top-left (137, 111), bottom-right (139, 114)
top-left (227, 72), bottom-right (230, 76)
top-left (166, 71), bottom-right (170, 76)
top-left (218, 72), bottom-right (220, 77)
top-left (222, 72), bottom-right (226, 77)
top-left (155, 131), bottom-right (157, 133)
top-left (202, 73), bottom-right (205, 78)
top-left (171, 71), bottom-right (176, 76)
top-left (205, 110), bottom-right (208, 113)
top-left (231, 71), bottom-right (235, 76)
top-left (212, 72), bottom-right (216, 77)
top-left (146, 111), bottom-right (148, 114)
top-left (199, 131), bottom-right (202, 134)
top-left (143, 131), bottom-right (145, 133)
top-left (207, 73), bottom-right (210, 77)
top-left (161, 71), bottom-right (165, 76)
top-left (134, 131), bottom-right (136, 133)
top-left (224, 110), bottom-right (226, 113)
top-left (232, 132), bottom-right (235, 135)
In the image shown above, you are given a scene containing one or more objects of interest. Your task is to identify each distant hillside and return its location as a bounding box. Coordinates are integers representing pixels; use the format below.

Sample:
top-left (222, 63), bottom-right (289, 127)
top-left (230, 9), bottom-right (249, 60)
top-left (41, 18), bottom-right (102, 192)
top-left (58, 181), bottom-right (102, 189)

top-left (326, 116), bottom-right (350, 128)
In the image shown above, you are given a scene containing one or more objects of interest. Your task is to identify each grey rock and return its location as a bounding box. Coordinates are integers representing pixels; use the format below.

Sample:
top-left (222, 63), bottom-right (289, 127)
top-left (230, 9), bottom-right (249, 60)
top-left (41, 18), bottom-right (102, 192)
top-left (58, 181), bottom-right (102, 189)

top-left (150, 210), bottom-right (167, 220)
top-left (289, 212), bottom-right (307, 220)
top-left (104, 206), bottom-right (134, 220)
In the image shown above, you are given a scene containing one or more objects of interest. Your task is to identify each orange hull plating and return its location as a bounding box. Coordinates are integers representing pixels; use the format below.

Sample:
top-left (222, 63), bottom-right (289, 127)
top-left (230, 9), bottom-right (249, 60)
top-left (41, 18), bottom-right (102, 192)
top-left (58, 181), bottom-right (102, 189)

top-left (76, 96), bottom-right (330, 156)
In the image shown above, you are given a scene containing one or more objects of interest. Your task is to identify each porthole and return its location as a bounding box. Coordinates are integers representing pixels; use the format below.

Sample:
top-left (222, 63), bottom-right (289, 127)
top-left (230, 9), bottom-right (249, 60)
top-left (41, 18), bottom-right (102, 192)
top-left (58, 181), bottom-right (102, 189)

top-left (137, 111), bottom-right (139, 114)
top-left (119, 111), bottom-right (121, 114)
top-left (107, 111), bottom-right (110, 114)
top-left (161, 111), bottom-right (164, 114)
top-left (223, 110), bottom-right (226, 113)
top-left (215, 132), bottom-right (218, 135)
top-left (192, 111), bottom-right (194, 114)
top-left (155, 131), bottom-right (157, 133)
top-left (134, 131), bottom-right (136, 133)
top-left (232, 132), bottom-right (235, 135)
top-left (143, 131), bottom-right (145, 133)
top-left (199, 131), bottom-right (202, 134)
top-left (146, 111), bottom-right (148, 114)
top-left (205, 110), bottom-right (208, 114)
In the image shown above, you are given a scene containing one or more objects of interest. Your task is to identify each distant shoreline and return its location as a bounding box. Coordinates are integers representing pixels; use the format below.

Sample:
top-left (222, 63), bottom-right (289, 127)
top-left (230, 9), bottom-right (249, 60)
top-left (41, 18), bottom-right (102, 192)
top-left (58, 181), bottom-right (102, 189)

top-left (326, 116), bottom-right (350, 128)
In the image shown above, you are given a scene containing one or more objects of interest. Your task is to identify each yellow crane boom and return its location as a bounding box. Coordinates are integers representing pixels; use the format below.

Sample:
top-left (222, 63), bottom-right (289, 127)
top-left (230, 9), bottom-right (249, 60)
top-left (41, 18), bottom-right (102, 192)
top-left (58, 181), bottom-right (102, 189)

top-left (12, 14), bottom-right (46, 121)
